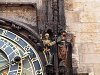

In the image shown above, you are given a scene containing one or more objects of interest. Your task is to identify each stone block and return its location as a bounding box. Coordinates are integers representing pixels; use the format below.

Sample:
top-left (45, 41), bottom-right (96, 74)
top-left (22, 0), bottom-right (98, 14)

top-left (85, 0), bottom-right (95, 2)
top-left (66, 23), bottom-right (81, 32)
top-left (79, 11), bottom-right (100, 22)
top-left (73, 43), bottom-right (80, 55)
top-left (73, 0), bottom-right (86, 2)
top-left (72, 58), bottom-right (79, 67)
top-left (74, 32), bottom-right (81, 43)
top-left (65, 11), bottom-right (79, 23)
top-left (85, 43), bottom-right (96, 53)
top-left (80, 33), bottom-right (97, 43)
top-left (95, 44), bottom-right (100, 54)
top-left (95, 33), bottom-right (100, 43)
top-left (84, 54), bottom-right (100, 63)
top-left (64, 0), bottom-right (73, 10)
top-left (64, 2), bottom-right (84, 11)
top-left (96, 24), bottom-right (100, 32)
top-left (79, 23), bottom-right (98, 32)
top-left (79, 54), bottom-right (85, 63)
top-left (77, 64), bottom-right (94, 74)
top-left (93, 0), bottom-right (100, 1)
top-left (89, 72), bottom-right (94, 75)
top-left (74, 33), bottom-right (100, 43)
top-left (77, 66), bottom-right (88, 73)
top-left (84, 2), bottom-right (100, 11)
top-left (78, 43), bottom-right (96, 54)
top-left (94, 64), bottom-right (100, 75)
top-left (72, 2), bottom-right (84, 11)
top-left (84, 2), bottom-right (93, 11)
top-left (78, 43), bottom-right (88, 54)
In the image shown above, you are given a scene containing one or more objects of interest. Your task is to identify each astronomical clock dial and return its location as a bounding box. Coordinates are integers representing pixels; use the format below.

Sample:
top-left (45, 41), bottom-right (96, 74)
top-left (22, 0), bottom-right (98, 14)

top-left (0, 28), bottom-right (44, 75)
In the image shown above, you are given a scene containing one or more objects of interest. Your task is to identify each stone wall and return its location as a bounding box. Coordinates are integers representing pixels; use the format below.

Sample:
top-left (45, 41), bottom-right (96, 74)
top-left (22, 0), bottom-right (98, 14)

top-left (0, 0), bottom-right (42, 8)
top-left (1, 0), bottom-right (100, 75)
top-left (64, 0), bottom-right (100, 75)
top-left (0, 0), bottom-right (44, 32)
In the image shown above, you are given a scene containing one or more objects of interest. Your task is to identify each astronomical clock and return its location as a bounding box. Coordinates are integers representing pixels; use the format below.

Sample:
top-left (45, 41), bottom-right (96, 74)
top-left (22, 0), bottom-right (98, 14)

top-left (0, 3), bottom-right (45, 75)
top-left (0, 28), bottom-right (44, 75)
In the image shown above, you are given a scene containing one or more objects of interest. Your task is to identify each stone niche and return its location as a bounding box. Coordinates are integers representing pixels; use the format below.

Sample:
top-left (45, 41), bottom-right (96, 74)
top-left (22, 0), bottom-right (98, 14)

top-left (0, 3), bottom-right (37, 27)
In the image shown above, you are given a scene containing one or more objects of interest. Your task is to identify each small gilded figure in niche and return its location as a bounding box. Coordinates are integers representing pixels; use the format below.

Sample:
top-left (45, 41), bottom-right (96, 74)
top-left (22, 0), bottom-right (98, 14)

top-left (42, 33), bottom-right (56, 65)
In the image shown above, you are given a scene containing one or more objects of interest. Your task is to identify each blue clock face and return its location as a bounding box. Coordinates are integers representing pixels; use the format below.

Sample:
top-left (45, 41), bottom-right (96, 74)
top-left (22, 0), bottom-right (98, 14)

top-left (0, 28), bottom-right (44, 75)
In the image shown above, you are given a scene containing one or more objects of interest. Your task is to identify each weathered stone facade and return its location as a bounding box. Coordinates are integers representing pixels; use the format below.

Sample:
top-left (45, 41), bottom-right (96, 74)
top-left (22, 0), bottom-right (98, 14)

top-left (64, 0), bottom-right (100, 75)
top-left (0, 0), bottom-right (100, 75)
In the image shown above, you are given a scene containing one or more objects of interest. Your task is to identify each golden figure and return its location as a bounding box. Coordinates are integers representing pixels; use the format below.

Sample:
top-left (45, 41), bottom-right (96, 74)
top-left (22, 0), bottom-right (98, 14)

top-left (42, 33), bottom-right (53, 65)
